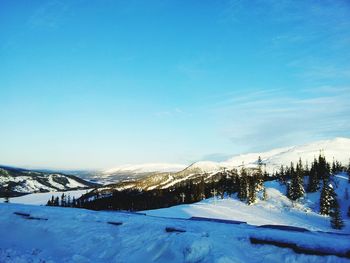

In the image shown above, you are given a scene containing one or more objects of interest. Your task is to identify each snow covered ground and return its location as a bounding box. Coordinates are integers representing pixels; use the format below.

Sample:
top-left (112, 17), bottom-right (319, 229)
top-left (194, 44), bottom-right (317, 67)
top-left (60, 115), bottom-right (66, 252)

top-left (145, 175), bottom-right (350, 233)
top-left (1, 203), bottom-right (349, 263)
top-left (1, 174), bottom-right (349, 262)
top-left (0, 189), bottom-right (91, 205)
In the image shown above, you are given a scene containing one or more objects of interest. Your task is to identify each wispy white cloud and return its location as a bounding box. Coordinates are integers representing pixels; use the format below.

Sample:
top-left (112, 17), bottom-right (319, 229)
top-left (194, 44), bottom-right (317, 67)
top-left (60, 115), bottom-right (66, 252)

top-left (211, 86), bottom-right (350, 152)
top-left (220, 0), bottom-right (350, 86)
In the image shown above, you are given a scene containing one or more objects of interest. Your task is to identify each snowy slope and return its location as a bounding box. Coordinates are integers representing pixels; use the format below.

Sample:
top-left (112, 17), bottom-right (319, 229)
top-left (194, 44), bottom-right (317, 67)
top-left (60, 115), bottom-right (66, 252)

top-left (85, 163), bottom-right (187, 185)
top-left (184, 161), bottom-right (224, 174)
top-left (189, 137), bottom-right (350, 174)
top-left (90, 137), bottom-right (350, 193)
top-left (104, 163), bottom-right (186, 174)
top-left (0, 166), bottom-right (98, 197)
top-left (0, 189), bottom-right (91, 205)
top-left (1, 203), bottom-right (349, 263)
top-left (145, 175), bottom-right (350, 233)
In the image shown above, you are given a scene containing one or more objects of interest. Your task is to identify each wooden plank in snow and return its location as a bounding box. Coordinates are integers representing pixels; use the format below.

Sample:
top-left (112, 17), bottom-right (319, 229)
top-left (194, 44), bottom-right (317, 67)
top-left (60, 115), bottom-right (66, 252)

top-left (250, 237), bottom-right (350, 259)
top-left (107, 221), bottom-right (123, 226)
top-left (14, 212), bottom-right (30, 217)
top-left (165, 227), bottom-right (186, 233)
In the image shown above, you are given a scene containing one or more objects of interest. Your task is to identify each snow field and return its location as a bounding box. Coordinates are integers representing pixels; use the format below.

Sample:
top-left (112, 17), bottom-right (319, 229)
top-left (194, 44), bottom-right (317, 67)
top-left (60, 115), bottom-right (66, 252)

top-left (0, 203), bottom-right (349, 263)
top-left (145, 175), bottom-right (350, 233)
top-left (0, 189), bottom-right (92, 205)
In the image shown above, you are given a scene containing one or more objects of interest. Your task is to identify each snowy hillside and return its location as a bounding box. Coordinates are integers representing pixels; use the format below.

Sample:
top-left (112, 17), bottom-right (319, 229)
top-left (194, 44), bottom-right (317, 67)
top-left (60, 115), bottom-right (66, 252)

top-left (9, 174), bottom-right (350, 234)
top-left (104, 163), bottom-right (186, 174)
top-left (145, 174), bottom-right (350, 233)
top-left (0, 166), bottom-right (98, 197)
top-left (184, 161), bottom-right (224, 174)
top-left (0, 189), bottom-right (91, 205)
top-left (198, 137), bottom-right (350, 173)
top-left (1, 202), bottom-right (349, 263)
top-left (2, 164), bottom-right (350, 262)
top-left (89, 137), bottom-right (350, 193)
top-left (145, 137), bottom-right (350, 178)
top-left (83, 163), bottom-right (187, 185)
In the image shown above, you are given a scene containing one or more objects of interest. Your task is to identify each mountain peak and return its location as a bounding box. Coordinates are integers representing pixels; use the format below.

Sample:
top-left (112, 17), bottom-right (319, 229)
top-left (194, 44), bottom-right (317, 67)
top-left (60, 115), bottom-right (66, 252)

top-left (103, 163), bottom-right (186, 175)
top-left (185, 137), bottom-right (350, 174)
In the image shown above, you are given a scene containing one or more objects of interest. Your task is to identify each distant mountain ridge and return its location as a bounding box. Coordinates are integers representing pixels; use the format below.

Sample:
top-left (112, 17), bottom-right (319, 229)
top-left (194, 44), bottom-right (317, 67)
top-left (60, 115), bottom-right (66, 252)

top-left (0, 165), bottom-right (99, 197)
top-left (104, 163), bottom-right (186, 174)
top-left (92, 137), bottom-right (350, 193)
top-left (205, 137), bottom-right (350, 173)
top-left (164, 137), bottom-right (350, 176)
top-left (2, 137), bottom-right (349, 197)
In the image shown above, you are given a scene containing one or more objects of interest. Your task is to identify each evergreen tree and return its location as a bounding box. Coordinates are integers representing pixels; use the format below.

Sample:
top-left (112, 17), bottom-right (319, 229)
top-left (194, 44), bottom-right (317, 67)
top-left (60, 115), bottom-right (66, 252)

top-left (263, 164), bottom-right (269, 179)
top-left (54, 196), bottom-right (59, 206)
top-left (247, 176), bottom-right (257, 205)
top-left (47, 195), bottom-right (59, 206)
top-left (288, 160), bottom-right (305, 201)
top-left (238, 167), bottom-right (248, 201)
top-left (4, 184), bottom-right (11, 203)
top-left (320, 182), bottom-right (335, 216)
top-left (277, 165), bottom-right (287, 184)
top-left (297, 158), bottom-right (304, 175)
top-left (331, 158), bottom-right (336, 175)
top-left (67, 195), bottom-right (71, 207)
top-left (331, 158), bottom-right (343, 175)
top-left (198, 177), bottom-right (205, 200)
top-left (330, 196), bottom-right (344, 229)
top-left (60, 193), bottom-right (66, 207)
top-left (307, 158), bottom-right (319, 192)
top-left (256, 156), bottom-right (264, 189)
top-left (257, 156), bottom-right (263, 168)
top-left (317, 154), bottom-right (330, 181)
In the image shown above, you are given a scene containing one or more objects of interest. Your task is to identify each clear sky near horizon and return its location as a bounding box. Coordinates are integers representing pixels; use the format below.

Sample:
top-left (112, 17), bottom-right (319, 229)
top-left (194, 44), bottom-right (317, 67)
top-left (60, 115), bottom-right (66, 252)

top-left (1, 1), bottom-right (350, 170)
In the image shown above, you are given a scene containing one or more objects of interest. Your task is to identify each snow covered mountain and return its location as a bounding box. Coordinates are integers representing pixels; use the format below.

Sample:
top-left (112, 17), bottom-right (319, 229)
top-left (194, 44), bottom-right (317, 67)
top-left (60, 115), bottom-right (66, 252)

top-left (95, 137), bottom-right (350, 193)
top-left (221, 137), bottom-right (350, 173)
top-left (3, 137), bottom-right (349, 197)
top-left (90, 163), bottom-right (187, 184)
top-left (104, 163), bottom-right (186, 174)
top-left (0, 165), bottom-right (99, 197)
top-left (189, 137), bottom-right (350, 174)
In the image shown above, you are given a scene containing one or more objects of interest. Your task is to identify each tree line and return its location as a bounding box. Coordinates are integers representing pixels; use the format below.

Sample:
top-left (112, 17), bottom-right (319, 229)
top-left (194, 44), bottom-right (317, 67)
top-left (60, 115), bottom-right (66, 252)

top-left (46, 193), bottom-right (78, 207)
top-left (274, 154), bottom-right (350, 229)
top-left (60, 157), bottom-right (268, 211)
top-left (46, 154), bottom-right (350, 229)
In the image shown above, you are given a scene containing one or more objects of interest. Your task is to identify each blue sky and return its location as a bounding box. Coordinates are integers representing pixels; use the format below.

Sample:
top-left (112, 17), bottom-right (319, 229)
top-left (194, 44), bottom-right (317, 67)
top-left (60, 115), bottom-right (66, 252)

top-left (1, 0), bottom-right (350, 169)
